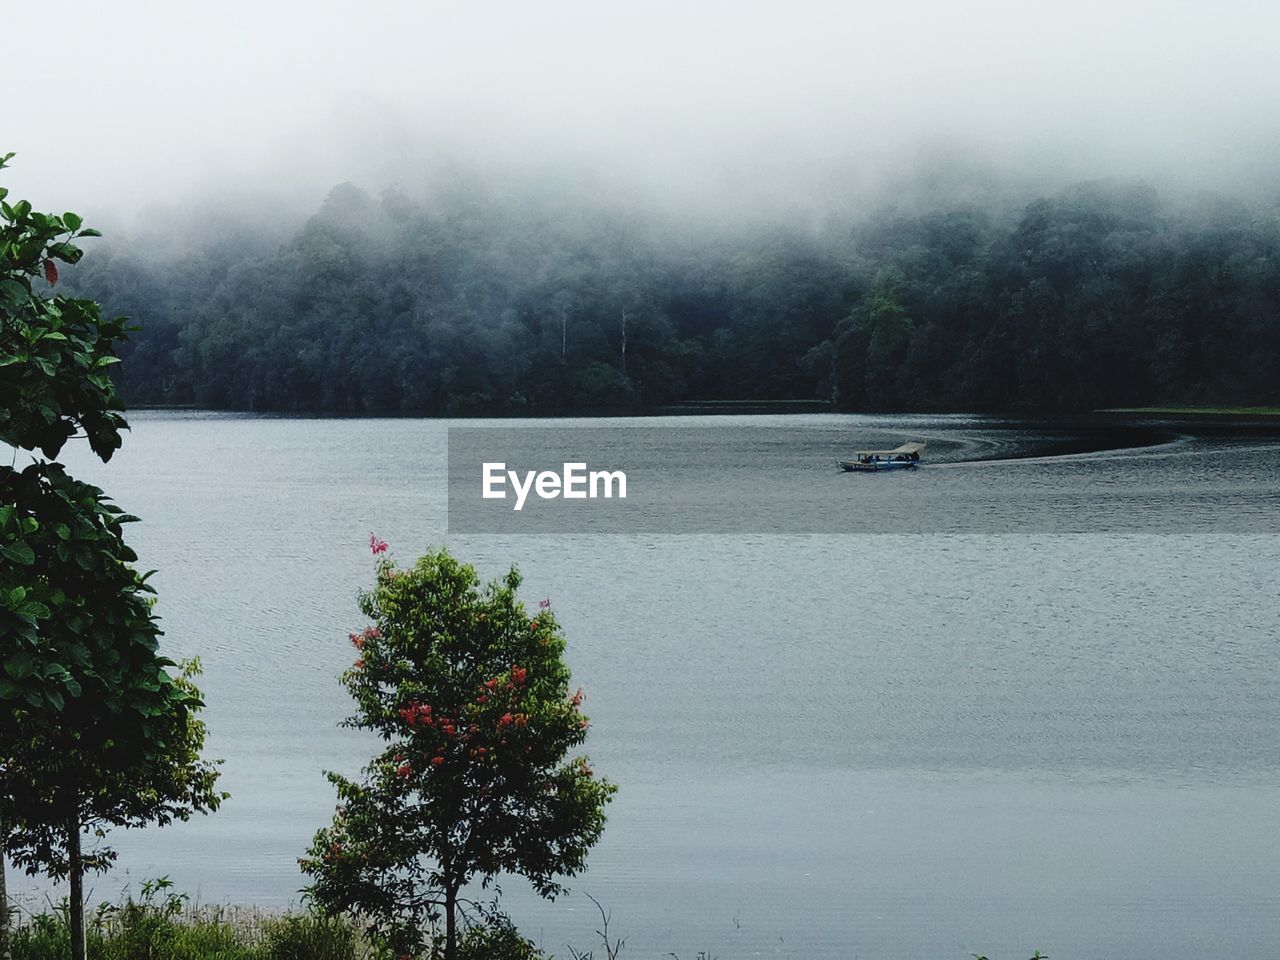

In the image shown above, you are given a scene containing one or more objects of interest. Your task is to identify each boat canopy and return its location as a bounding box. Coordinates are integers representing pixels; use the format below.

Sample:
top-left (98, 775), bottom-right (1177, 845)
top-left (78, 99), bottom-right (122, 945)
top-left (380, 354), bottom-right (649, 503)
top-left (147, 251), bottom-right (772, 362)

top-left (853, 441), bottom-right (926, 458)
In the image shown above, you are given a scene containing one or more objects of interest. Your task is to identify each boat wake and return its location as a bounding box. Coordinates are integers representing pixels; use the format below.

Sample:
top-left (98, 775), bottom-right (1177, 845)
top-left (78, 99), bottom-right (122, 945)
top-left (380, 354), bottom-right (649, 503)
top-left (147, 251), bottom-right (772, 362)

top-left (933, 432), bottom-right (1190, 468)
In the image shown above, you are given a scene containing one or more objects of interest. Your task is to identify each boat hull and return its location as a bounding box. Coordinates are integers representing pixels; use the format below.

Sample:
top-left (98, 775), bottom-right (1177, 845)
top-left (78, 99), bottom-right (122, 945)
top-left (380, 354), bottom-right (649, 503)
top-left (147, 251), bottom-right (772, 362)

top-left (837, 459), bottom-right (918, 472)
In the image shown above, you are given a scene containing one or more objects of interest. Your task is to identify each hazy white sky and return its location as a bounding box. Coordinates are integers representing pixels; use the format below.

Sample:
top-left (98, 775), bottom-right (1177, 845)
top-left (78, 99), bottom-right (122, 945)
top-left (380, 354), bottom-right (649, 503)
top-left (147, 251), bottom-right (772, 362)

top-left (5, 0), bottom-right (1280, 218)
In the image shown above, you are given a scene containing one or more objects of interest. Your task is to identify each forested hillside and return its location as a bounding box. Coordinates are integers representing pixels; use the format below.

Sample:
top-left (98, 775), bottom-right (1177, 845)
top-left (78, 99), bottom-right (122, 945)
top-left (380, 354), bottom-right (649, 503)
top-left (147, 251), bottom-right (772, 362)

top-left (70, 179), bottom-right (1280, 413)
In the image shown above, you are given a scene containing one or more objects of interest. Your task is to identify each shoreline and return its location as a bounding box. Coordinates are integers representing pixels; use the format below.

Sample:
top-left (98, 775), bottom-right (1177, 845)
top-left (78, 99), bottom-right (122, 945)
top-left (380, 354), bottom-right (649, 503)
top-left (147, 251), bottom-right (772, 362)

top-left (126, 401), bottom-right (1280, 426)
top-left (1098, 405), bottom-right (1280, 416)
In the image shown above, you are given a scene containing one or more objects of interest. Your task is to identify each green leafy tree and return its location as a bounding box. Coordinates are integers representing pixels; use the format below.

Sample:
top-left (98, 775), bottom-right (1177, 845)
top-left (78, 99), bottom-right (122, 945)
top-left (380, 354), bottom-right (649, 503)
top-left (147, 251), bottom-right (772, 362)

top-left (833, 270), bottom-right (915, 411)
top-left (0, 152), bottom-right (225, 960)
top-left (302, 543), bottom-right (616, 960)
top-left (0, 156), bottom-right (125, 462)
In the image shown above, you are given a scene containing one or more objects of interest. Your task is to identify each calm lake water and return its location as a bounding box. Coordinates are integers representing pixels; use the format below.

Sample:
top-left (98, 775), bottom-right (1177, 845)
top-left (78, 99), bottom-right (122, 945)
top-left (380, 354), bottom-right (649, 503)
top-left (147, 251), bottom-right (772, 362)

top-left (17, 412), bottom-right (1280, 959)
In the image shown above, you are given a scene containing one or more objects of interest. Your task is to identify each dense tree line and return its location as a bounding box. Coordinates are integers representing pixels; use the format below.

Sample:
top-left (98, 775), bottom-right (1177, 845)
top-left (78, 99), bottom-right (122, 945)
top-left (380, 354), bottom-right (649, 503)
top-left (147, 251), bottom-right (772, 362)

top-left (67, 178), bottom-right (1280, 413)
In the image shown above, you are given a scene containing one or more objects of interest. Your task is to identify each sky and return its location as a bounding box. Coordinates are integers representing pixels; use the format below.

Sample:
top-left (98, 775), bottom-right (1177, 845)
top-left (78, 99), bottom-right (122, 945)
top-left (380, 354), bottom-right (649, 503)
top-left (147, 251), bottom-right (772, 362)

top-left (5, 0), bottom-right (1280, 222)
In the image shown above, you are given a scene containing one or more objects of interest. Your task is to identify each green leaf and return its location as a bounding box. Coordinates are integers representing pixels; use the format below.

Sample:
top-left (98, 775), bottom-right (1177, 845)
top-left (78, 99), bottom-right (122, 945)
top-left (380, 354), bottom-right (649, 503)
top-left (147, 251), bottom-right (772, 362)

top-left (0, 277), bottom-right (27, 304)
top-left (4, 650), bottom-right (35, 679)
top-left (49, 242), bottom-right (83, 264)
top-left (16, 600), bottom-right (50, 620)
top-left (0, 542), bottom-right (36, 565)
top-left (63, 211), bottom-right (83, 231)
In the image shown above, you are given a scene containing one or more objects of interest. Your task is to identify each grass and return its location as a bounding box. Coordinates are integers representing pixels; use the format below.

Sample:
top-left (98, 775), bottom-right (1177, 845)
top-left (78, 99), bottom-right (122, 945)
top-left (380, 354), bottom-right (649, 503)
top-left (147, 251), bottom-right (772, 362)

top-left (7, 880), bottom-right (370, 960)
top-left (4, 881), bottom-right (1049, 959)
top-left (5, 878), bottom-right (553, 960)
top-left (9, 909), bottom-right (367, 960)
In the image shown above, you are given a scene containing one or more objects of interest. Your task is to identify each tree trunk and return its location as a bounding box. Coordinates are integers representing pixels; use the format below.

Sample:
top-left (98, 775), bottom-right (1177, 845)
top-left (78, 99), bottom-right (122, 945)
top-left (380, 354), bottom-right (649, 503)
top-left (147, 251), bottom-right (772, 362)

top-left (620, 310), bottom-right (628, 376)
top-left (444, 884), bottom-right (457, 960)
top-left (67, 816), bottom-right (85, 960)
top-left (0, 837), bottom-right (11, 960)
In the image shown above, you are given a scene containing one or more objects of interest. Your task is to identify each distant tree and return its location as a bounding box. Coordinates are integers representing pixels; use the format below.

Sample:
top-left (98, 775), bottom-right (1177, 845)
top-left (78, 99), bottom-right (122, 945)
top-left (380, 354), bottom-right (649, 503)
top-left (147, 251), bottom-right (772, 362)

top-left (834, 270), bottom-right (914, 410)
top-left (0, 152), bottom-right (225, 960)
top-left (573, 361), bottom-right (636, 408)
top-left (65, 168), bottom-right (1280, 415)
top-left (302, 543), bottom-right (616, 960)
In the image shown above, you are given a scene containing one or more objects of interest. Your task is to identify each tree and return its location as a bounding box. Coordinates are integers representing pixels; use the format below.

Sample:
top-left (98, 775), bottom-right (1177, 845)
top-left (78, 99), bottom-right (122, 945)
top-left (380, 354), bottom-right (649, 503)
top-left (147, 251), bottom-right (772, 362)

top-left (0, 152), bottom-right (225, 960)
top-left (302, 542), bottom-right (616, 960)
top-left (833, 270), bottom-right (915, 410)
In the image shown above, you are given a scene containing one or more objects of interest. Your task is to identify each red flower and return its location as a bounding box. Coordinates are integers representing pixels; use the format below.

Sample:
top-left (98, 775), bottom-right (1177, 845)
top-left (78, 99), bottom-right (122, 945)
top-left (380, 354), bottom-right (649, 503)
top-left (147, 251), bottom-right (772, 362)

top-left (512, 666), bottom-right (527, 684)
top-left (539, 598), bottom-right (551, 609)
top-left (498, 712), bottom-right (514, 728)
top-left (353, 658), bottom-right (365, 670)
top-left (396, 763), bottom-right (412, 778)
top-left (43, 260), bottom-right (58, 285)
top-left (431, 756), bottom-right (444, 766)
top-left (369, 533), bottom-right (389, 555)
top-left (400, 701), bottom-right (434, 727)
top-left (476, 694), bottom-right (488, 704)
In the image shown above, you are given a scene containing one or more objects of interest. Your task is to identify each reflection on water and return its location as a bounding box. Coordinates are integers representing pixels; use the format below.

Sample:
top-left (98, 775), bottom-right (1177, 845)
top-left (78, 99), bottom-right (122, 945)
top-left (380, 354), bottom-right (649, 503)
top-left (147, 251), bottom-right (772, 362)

top-left (16, 412), bottom-right (1280, 959)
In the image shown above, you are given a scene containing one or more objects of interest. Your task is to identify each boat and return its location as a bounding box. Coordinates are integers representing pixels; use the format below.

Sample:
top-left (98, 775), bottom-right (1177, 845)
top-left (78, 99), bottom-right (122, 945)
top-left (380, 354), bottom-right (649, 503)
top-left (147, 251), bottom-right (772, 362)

top-left (837, 441), bottom-right (926, 472)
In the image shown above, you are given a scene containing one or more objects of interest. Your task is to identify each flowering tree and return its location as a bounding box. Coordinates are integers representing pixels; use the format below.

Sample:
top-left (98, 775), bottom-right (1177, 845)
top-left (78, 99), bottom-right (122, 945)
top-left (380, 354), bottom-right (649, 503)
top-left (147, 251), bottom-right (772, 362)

top-left (0, 152), bottom-right (225, 960)
top-left (302, 541), bottom-right (616, 960)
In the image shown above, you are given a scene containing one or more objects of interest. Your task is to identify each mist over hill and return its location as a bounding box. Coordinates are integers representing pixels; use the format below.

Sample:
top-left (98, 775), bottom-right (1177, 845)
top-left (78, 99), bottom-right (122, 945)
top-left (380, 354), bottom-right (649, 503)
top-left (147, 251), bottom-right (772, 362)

top-left (60, 168), bottom-right (1280, 414)
top-left (7, 0), bottom-right (1276, 414)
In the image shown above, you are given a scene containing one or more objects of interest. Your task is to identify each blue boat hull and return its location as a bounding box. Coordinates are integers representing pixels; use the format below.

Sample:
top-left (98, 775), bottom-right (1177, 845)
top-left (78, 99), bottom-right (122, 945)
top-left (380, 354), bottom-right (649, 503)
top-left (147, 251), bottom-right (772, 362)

top-left (837, 459), bottom-right (918, 472)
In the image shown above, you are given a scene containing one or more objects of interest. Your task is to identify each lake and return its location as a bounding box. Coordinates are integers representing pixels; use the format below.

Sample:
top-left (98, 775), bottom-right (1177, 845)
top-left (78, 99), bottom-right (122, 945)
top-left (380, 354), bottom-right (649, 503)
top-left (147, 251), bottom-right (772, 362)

top-left (15, 412), bottom-right (1280, 959)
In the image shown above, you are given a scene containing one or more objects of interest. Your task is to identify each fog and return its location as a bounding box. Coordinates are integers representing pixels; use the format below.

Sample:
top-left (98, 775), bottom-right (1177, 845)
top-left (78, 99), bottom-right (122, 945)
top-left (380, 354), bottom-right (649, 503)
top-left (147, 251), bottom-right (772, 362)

top-left (5, 0), bottom-right (1279, 224)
